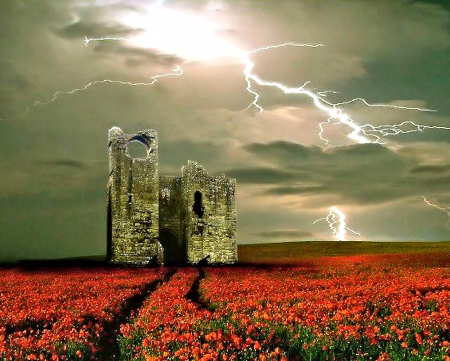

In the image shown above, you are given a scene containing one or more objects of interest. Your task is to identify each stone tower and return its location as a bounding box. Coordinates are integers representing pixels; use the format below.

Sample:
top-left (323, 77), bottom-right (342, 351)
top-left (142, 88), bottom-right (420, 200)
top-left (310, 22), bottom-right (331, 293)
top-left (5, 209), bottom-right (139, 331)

top-left (107, 127), bottom-right (161, 265)
top-left (107, 127), bottom-right (237, 266)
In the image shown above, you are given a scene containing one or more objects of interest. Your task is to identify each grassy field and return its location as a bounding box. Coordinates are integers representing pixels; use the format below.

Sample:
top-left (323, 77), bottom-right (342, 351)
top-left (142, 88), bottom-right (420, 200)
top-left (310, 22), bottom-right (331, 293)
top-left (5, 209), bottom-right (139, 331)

top-left (238, 241), bottom-right (450, 264)
top-left (5, 241), bottom-right (450, 267)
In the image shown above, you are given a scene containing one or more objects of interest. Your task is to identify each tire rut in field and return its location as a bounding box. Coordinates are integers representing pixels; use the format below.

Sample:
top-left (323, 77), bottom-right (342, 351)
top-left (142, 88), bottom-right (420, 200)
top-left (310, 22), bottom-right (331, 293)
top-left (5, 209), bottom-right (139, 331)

top-left (97, 268), bottom-right (177, 361)
top-left (185, 268), bottom-right (210, 310)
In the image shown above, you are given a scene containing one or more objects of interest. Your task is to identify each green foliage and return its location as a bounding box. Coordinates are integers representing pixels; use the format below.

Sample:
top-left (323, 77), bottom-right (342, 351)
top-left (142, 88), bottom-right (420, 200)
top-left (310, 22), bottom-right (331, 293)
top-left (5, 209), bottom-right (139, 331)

top-left (56, 341), bottom-right (95, 361)
top-left (118, 328), bottom-right (145, 361)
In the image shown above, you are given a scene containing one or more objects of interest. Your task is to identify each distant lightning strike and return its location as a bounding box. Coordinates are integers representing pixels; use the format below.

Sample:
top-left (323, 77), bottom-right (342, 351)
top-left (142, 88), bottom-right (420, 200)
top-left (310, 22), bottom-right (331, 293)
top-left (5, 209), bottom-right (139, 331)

top-left (422, 197), bottom-right (450, 230)
top-left (314, 206), bottom-right (361, 241)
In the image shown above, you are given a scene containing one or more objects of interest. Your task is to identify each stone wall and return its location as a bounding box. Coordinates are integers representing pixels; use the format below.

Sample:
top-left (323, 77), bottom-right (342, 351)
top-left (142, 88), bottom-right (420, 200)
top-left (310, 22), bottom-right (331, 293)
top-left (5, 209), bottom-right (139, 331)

top-left (182, 161), bottom-right (237, 264)
top-left (107, 127), bottom-right (161, 265)
top-left (159, 176), bottom-right (185, 264)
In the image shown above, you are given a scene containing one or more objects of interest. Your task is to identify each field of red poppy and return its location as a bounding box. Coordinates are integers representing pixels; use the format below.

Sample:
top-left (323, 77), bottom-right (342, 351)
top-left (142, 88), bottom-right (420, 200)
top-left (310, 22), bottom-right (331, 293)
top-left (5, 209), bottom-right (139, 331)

top-left (0, 268), bottom-right (166, 360)
top-left (1, 243), bottom-right (450, 361)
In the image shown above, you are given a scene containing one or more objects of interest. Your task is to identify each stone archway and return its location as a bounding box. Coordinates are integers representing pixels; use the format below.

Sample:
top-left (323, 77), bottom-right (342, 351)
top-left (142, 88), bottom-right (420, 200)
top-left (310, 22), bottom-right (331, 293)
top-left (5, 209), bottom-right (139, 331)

top-left (159, 229), bottom-right (184, 264)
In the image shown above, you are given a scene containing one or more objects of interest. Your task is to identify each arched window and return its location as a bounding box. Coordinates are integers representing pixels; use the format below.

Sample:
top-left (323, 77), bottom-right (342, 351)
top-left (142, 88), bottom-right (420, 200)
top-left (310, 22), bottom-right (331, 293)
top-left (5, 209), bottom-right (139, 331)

top-left (126, 140), bottom-right (148, 159)
top-left (193, 191), bottom-right (205, 218)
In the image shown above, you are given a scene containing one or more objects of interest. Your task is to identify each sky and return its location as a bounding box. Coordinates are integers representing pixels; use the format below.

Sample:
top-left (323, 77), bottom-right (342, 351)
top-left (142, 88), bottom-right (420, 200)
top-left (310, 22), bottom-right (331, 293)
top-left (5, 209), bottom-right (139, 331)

top-left (1, 0), bottom-right (450, 261)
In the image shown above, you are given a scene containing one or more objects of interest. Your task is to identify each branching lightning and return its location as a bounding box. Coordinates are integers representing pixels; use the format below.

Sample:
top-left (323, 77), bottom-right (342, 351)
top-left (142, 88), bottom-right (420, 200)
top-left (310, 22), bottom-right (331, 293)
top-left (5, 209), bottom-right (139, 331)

top-left (422, 196), bottom-right (450, 230)
top-left (360, 121), bottom-right (450, 142)
top-left (10, 3), bottom-right (450, 146)
top-left (241, 43), bottom-right (447, 145)
top-left (333, 98), bottom-right (436, 112)
top-left (313, 206), bottom-right (361, 241)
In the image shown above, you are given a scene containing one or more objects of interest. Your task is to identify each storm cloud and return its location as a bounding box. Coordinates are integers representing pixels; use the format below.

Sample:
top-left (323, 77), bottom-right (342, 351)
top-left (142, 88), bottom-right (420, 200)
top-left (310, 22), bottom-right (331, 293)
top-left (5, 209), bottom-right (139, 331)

top-left (1, 0), bottom-right (450, 261)
top-left (253, 229), bottom-right (314, 240)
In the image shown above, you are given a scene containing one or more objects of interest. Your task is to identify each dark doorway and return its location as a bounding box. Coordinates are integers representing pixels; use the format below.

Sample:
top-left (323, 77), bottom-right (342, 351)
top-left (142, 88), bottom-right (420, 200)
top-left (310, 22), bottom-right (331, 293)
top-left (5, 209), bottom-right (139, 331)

top-left (159, 229), bottom-right (184, 264)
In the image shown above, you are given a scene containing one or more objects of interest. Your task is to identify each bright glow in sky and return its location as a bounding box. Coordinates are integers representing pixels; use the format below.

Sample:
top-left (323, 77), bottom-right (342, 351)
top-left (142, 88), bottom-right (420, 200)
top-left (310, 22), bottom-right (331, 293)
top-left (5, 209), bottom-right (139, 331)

top-left (2, 0), bottom-right (450, 261)
top-left (117, 4), bottom-right (440, 147)
top-left (122, 4), bottom-right (240, 62)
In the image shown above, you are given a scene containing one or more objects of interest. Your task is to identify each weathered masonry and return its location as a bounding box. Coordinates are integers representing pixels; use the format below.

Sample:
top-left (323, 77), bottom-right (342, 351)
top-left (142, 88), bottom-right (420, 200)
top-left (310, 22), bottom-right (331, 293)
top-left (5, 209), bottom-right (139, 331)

top-left (107, 127), bottom-right (237, 266)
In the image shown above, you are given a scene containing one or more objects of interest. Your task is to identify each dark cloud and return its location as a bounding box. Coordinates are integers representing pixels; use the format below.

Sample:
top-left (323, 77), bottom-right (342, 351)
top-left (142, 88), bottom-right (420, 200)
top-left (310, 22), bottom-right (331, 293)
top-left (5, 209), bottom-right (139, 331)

top-left (0, 61), bottom-right (31, 91)
top-left (0, 63), bottom-right (33, 115)
top-left (418, 175), bottom-right (450, 187)
top-left (414, 0), bottom-right (450, 11)
top-left (54, 21), bottom-right (137, 40)
top-left (342, 46), bottom-right (450, 118)
top-left (264, 185), bottom-right (326, 196)
top-left (159, 139), bottom-right (231, 175)
top-left (1, 0), bottom-right (450, 259)
top-left (92, 42), bottom-right (183, 67)
top-left (253, 229), bottom-right (314, 239)
top-left (244, 141), bottom-right (318, 163)
top-left (0, 159), bottom-right (107, 201)
top-left (240, 140), bottom-right (450, 205)
top-left (410, 164), bottom-right (450, 174)
top-left (37, 159), bottom-right (92, 169)
top-left (244, 141), bottom-right (406, 179)
top-left (226, 167), bottom-right (305, 184)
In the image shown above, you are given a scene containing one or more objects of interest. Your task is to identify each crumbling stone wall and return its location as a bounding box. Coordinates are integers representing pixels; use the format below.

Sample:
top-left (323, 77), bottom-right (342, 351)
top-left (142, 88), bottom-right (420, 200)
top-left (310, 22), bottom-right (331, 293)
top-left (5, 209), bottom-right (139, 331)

top-left (159, 176), bottom-right (185, 264)
top-left (107, 127), bottom-right (237, 266)
top-left (182, 161), bottom-right (237, 264)
top-left (107, 127), bottom-right (161, 265)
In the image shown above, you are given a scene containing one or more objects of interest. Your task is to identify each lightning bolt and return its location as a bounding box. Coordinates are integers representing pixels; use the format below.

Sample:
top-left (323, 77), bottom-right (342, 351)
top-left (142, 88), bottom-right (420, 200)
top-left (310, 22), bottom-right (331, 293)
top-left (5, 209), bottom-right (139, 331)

top-left (84, 36), bottom-right (129, 46)
top-left (360, 121), bottom-right (450, 142)
top-left (9, 6), bottom-right (450, 147)
top-left (422, 196), bottom-right (450, 230)
top-left (241, 43), bottom-right (446, 145)
top-left (14, 66), bottom-right (183, 119)
top-left (313, 206), bottom-right (361, 241)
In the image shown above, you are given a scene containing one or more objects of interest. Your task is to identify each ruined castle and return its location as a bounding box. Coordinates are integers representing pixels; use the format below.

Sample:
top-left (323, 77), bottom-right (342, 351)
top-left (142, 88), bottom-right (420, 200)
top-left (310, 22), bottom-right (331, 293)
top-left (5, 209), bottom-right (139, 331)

top-left (106, 127), bottom-right (237, 266)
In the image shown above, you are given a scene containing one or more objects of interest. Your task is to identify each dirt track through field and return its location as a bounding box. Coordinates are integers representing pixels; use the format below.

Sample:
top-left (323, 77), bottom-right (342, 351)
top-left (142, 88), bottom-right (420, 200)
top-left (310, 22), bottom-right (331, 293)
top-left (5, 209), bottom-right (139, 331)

top-left (184, 268), bottom-right (210, 310)
top-left (97, 268), bottom-right (177, 361)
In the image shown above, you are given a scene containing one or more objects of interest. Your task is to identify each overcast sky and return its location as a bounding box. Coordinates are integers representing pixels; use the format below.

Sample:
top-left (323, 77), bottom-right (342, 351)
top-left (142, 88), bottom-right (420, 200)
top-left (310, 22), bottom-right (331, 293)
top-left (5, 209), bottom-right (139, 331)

top-left (1, 0), bottom-right (450, 261)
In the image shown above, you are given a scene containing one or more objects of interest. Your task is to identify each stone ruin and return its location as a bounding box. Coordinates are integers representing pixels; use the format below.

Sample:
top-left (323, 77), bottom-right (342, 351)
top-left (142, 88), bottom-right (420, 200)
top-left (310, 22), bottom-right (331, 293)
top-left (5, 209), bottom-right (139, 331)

top-left (106, 127), bottom-right (238, 266)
